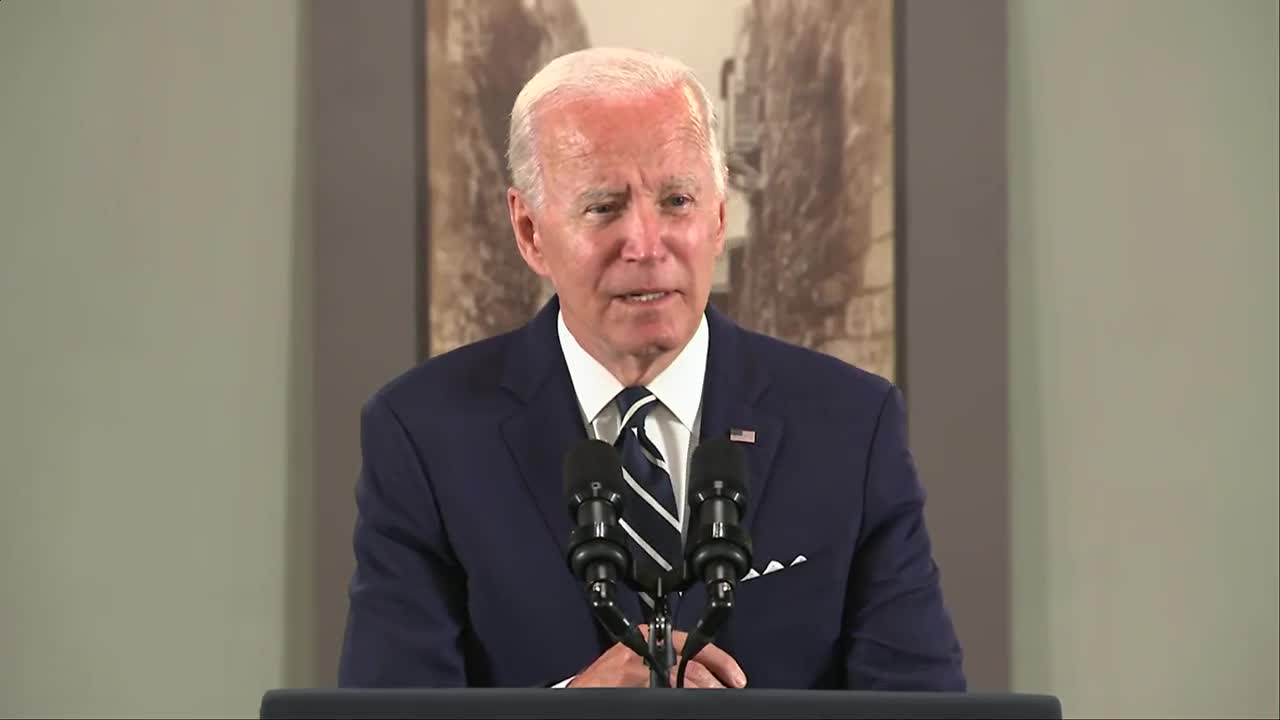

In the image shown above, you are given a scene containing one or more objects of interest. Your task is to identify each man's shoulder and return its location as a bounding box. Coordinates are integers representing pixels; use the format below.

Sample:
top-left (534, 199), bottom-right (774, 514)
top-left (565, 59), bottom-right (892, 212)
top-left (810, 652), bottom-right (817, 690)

top-left (735, 325), bottom-right (896, 416)
top-left (365, 329), bottom-right (518, 420)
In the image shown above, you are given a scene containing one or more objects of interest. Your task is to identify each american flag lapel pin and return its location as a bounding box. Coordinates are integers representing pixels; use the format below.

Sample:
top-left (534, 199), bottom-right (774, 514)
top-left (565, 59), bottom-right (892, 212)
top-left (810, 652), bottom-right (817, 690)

top-left (728, 428), bottom-right (756, 444)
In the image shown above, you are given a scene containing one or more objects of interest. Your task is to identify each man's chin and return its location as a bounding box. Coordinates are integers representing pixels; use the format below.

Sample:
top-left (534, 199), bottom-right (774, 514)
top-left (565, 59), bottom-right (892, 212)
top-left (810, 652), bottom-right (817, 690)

top-left (600, 302), bottom-right (699, 354)
top-left (612, 327), bottom-right (688, 361)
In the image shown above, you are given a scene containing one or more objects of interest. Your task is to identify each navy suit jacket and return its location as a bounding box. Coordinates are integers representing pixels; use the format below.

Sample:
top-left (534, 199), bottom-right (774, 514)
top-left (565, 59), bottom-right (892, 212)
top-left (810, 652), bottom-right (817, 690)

top-left (337, 297), bottom-right (965, 690)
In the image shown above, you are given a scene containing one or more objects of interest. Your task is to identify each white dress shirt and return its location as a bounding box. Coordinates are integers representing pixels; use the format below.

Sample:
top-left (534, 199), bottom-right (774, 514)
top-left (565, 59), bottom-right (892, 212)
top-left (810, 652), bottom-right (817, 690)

top-left (557, 311), bottom-right (708, 532)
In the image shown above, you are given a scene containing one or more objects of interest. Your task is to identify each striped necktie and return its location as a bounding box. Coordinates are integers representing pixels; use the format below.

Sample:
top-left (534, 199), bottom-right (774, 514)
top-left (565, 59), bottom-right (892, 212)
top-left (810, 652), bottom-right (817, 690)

top-left (612, 386), bottom-right (683, 594)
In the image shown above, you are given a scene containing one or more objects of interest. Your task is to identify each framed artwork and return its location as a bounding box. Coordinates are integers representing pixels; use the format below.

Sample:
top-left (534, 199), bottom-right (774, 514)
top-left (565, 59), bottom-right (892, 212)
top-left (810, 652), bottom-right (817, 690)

top-left (423, 0), bottom-right (899, 382)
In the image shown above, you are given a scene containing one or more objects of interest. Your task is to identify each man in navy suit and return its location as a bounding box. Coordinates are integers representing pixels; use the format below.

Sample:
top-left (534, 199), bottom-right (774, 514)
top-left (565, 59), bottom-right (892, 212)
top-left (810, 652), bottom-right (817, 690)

top-left (337, 47), bottom-right (964, 690)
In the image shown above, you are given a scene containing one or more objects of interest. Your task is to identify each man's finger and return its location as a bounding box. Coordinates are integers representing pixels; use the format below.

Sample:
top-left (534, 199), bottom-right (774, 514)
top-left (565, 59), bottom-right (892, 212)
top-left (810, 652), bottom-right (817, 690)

top-left (670, 660), bottom-right (725, 689)
top-left (673, 639), bottom-right (747, 688)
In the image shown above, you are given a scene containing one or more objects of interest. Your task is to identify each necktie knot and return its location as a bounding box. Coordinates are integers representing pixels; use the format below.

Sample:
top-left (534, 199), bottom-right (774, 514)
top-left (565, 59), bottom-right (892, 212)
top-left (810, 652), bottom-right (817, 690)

top-left (614, 386), bottom-right (657, 433)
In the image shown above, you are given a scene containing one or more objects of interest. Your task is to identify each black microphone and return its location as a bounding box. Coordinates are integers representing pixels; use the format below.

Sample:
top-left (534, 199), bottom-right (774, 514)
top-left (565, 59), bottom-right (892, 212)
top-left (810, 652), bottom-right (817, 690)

top-left (686, 437), bottom-right (752, 586)
top-left (678, 437), bottom-right (753, 687)
top-left (564, 438), bottom-right (629, 585)
top-left (563, 439), bottom-right (665, 683)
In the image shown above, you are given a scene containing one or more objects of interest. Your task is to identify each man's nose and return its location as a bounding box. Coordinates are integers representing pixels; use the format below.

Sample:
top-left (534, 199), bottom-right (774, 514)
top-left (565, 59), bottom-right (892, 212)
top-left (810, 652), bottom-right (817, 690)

top-left (618, 205), bottom-right (667, 262)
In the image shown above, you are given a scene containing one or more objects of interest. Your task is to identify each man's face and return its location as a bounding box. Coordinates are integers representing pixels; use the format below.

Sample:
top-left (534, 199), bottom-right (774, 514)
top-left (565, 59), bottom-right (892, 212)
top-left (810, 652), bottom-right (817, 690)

top-left (509, 86), bottom-right (726, 374)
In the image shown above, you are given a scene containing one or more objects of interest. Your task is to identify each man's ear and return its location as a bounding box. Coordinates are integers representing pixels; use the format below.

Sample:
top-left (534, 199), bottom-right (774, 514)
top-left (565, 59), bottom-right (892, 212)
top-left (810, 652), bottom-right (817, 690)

top-left (509, 187), bottom-right (550, 277)
top-left (713, 193), bottom-right (727, 257)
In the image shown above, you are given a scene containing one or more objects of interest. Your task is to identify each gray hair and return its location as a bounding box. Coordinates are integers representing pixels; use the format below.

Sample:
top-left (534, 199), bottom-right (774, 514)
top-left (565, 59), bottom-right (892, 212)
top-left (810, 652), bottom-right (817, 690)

top-left (506, 47), bottom-right (727, 208)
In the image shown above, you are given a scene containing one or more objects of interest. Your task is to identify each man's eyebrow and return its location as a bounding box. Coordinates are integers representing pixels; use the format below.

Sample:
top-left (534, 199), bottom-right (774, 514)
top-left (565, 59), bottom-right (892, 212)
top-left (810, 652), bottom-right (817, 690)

top-left (574, 187), bottom-right (627, 206)
top-left (659, 175), bottom-right (700, 193)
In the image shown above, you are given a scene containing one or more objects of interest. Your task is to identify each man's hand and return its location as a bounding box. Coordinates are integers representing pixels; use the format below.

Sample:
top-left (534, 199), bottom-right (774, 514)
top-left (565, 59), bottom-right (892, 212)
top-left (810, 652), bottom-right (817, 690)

top-left (567, 625), bottom-right (747, 688)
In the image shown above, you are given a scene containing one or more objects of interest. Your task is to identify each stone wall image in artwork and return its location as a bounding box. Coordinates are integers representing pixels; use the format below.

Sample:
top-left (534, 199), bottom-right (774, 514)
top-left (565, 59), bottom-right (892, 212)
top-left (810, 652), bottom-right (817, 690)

top-left (424, 0), bottom-right (585, 356)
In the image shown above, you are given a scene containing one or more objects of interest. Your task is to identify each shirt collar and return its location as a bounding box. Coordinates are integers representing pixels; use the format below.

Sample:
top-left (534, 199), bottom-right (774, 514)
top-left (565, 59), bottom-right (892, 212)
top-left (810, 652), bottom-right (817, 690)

top-left (558, 310), bottom-right (708, 432)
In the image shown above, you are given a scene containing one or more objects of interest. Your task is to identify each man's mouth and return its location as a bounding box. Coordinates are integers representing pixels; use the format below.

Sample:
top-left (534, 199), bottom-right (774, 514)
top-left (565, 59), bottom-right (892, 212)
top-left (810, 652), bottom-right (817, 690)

top-left (618, 290), bottom-right (672, 303)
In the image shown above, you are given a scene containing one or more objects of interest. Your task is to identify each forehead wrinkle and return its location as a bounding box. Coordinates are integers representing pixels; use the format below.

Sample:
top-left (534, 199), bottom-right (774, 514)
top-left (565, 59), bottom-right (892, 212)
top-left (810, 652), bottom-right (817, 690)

top-left (536, 98), bottom-right (713, 204)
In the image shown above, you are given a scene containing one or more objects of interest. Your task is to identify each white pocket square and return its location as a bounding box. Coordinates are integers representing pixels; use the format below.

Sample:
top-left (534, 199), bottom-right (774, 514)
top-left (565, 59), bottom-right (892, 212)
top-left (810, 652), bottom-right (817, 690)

top-left (741, 555), bottom-right (808, 582)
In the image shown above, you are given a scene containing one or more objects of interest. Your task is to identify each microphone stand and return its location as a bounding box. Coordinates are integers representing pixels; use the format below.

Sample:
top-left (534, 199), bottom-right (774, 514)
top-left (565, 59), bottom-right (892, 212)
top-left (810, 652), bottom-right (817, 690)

top-left (583, 560), bottom-right (739, 689)
top-left (601, 541), bottom-right (747, 689)
top-left (647, 576), bottom-right (677, 688)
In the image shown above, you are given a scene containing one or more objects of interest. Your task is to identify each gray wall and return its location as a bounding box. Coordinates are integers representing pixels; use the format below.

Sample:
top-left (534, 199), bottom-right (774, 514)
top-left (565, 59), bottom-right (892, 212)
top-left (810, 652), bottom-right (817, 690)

top-left (0, 1), bottom-right (308, 716)
top-left (1008, 1), bottom-right (1279, 717)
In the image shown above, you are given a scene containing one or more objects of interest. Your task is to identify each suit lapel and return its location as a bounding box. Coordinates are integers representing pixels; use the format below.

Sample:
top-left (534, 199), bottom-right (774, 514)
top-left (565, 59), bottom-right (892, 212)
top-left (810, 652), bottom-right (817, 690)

top-left (500, 297), bottom-right (644, 631)
top-left (698, 307), bottom-right (783, 534)
top-left (676, 307), bottom-right (784, 632)
top-left (500, 383), bottom-right (583, 564)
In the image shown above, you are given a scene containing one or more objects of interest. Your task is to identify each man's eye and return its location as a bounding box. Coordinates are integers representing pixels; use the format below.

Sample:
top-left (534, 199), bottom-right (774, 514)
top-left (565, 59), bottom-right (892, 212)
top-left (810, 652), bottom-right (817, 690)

top-left (666, 195), bottom-right (693, 208)
top-left (586, 204), bottom-right (617, 215)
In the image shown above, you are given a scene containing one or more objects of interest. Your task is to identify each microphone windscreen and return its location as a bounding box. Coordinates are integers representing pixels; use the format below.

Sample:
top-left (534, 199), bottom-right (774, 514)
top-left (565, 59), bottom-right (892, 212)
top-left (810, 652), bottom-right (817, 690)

top-left (563, 438), bottom-right (626, 498)
top-left (689, 436), bottom-right (750, 501)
